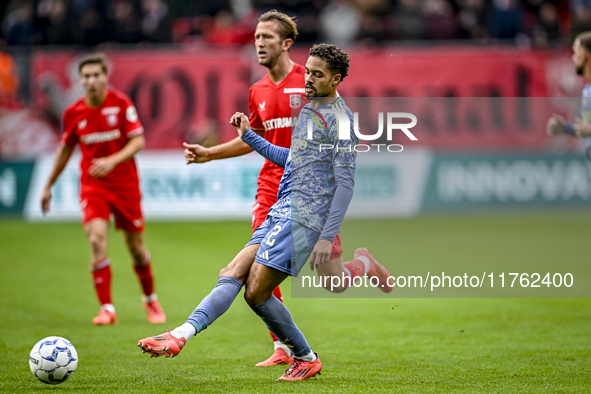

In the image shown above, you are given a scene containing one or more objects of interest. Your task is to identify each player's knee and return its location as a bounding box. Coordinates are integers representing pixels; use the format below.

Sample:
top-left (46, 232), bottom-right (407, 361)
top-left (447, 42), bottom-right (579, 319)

top-left (219, 266), bottom-right (230, 278)
top-left (219, 265), bottom-right (243, 282)
top-left (243, 286), bottom-right (266, 307)
top-left (219, 253), bottom-right (254, 282)
top-left (218, 264), bottom-right (235, 278)
top-left (88, 233), bottom-right (107, 254)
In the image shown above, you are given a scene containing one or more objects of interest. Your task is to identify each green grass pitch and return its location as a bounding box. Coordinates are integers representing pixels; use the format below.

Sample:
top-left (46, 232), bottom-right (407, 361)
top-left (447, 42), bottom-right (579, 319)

top-left (1, 213), bottom-right (590, 393)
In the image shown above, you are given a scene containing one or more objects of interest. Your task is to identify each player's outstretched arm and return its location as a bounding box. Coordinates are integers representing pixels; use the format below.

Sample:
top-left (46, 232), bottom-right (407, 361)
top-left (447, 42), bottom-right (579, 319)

top-left (89, 134), bottom-right (145, 178)
top-left (230, 112), bottom-right (289, 168)
top-left (41, 144), bottom-right (74, 214)
top-left (183, 137), bottom-right (255, 164)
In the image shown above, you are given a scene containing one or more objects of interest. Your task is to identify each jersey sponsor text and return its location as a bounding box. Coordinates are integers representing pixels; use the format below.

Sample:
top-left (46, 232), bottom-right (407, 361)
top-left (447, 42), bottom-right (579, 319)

top-left (263, 116), bottom-right (299, 131)
top-left (283, 88), bottom-right (305, 93)
top-left (80, 129), bottom-right (121, 144)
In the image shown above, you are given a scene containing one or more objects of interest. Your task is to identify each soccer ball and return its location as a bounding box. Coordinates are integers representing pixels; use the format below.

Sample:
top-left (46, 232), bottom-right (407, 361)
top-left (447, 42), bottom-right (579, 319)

top-left (29, 336), bottom-right (78, 384)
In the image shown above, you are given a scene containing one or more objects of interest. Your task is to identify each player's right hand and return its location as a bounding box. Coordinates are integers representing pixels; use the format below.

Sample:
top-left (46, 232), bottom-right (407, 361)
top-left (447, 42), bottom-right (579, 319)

top-left (546, 114), bottom-right (565, 135)
top-left (41, 188), bottom-right (52, 214)
top-left (183, 142), bottom-right (211, 164)
top-left (229, 112), bottom-right (250, 136)
top-left (308, 239), bottom-right (333, 271)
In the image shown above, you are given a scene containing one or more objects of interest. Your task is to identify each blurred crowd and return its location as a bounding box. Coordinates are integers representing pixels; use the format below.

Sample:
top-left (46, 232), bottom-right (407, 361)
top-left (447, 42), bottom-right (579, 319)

top-left (0, 0), bottom-right (578, 49)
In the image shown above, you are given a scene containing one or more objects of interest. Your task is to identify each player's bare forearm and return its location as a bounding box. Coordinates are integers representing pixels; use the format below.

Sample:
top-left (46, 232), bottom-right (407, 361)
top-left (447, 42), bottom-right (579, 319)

top-left (184, 132), bottom-right (262, 164)
top-left (42, 144), bottom-right (74, 213)
top-left (208, 137), bottom-right (254, 160)
top-left (44, 144), bottom-right (73, 189)
top-left (111, 134), bottom-right (145, 165)
top-left (89, 134), bottom-right (144, 178)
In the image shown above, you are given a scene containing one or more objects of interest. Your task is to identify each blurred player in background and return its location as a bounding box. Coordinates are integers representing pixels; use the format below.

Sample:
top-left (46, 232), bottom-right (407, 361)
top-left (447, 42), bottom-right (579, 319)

top-left (139, 44), bottom-right (371, 381)
top-left (547, 31), bottom-right (591, 155)
top-left (40, 53), bottom-right (166, 326)
top-left (183, 10), bottom-right (388, 367)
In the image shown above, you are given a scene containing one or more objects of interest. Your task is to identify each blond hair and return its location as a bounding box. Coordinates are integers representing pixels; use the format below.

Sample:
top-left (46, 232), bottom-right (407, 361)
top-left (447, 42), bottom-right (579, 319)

top-left (257, 10), bottom-right (298, 41)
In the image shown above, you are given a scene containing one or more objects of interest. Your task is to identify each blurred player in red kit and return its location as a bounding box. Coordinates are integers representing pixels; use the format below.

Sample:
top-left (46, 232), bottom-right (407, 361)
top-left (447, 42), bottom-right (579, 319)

top-left (41, 53), bottom-right (166, 326)
top-left (184, 11), bottom-right (389, 367)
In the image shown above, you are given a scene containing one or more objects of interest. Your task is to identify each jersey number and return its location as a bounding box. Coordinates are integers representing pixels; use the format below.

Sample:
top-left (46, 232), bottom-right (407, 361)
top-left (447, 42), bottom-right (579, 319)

top-left (265, 225), bottom-right (282, 247)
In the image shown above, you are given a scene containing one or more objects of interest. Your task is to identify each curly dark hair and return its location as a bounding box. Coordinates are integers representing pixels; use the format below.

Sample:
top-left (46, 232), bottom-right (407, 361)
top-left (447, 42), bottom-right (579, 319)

top-left (309, 43), bottom-right (351, 81)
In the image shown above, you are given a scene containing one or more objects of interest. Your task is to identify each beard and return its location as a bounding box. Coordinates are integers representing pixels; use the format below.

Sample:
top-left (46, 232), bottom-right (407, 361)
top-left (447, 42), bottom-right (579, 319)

top-left (305, 84), bottom-right (331, 98)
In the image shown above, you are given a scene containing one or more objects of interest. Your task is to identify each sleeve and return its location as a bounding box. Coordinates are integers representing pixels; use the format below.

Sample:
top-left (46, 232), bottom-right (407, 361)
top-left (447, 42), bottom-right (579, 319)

top-left (241, 129), bottom-right (289, 168)
top-left (121, 96), bottom-right (143, 138)
top-left (60, 109), bottom-right (79, 147)
top-left (564, 123), bottom-right (576, 136)
top-left (248, 88), bottom-right (265, 132)
top-left (319, 166), bottom-right (355, 241)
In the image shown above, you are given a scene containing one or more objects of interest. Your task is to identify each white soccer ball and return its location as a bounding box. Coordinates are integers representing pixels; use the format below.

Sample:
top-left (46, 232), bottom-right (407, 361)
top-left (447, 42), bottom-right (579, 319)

top-left (29, 336), bottom-right (78, 384)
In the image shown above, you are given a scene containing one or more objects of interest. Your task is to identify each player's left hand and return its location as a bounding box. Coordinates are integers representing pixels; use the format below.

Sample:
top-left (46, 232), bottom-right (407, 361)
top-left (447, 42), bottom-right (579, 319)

top-left (574, 117), bottom-right (591, 137)
top-left (89, 157), bottom-right (116, 178)
top-left (309, 239), bottom-right (333, 271)
top-left (229, 112), bottom-right (250, 136)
